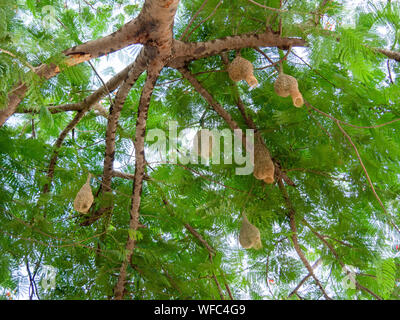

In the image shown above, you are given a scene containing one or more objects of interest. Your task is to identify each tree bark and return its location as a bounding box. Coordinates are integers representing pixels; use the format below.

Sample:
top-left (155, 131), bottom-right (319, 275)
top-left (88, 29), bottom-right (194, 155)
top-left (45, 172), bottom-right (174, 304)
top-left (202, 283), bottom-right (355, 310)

top-left (113, 59), bottom-right (163, 300)
top-left (80, 48), bottom-right (153, 227)
top-left (0, 0), bottom-right (180, 127)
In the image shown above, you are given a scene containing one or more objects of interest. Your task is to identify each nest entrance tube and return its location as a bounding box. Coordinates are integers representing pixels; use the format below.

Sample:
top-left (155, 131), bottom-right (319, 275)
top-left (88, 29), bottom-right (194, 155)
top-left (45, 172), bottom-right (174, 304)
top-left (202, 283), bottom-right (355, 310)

top-left (73, 173), bottom-right (94, 214)
top-left (239, 214), bottom-right (262, 250)
top-left (228, 56), bottom-right (259, 88)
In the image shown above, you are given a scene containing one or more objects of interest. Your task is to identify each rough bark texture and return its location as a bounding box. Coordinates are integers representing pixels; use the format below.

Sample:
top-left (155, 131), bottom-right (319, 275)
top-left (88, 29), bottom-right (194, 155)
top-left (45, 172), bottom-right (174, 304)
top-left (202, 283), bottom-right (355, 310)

top-left (80, 48), bottom-right (152, 226)
top-left (170, 30), bottom-right (306, 68)
top-left (101, 49), bottom-right (151, 192)
top-left (3, 1), bottom-right (400, 127)
top-left (1, 83), bottom-right (28, 127)
top-left (42, 110), bottom-right (87, 195)
top-left (113, 59), bottom-right (163, 300)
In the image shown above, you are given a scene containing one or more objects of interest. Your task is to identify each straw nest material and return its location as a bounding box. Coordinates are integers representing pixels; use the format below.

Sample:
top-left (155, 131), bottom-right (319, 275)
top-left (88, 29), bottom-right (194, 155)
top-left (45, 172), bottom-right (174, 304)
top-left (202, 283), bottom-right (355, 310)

top-left (239, 215), bottom-right (262, 250)
top-left (228, 56), bottom-right (259, 88)
top-left (73, 174), bottom-right (94, 214)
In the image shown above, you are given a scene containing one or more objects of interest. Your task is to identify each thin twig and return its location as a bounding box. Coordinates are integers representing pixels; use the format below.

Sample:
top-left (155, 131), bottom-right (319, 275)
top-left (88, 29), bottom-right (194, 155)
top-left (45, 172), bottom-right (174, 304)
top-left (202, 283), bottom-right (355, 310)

top-left (387, 59), bottom-right (394, 84)
top-left (255, 46), bottom-right (292, 71)
top-left (0, 48), bottom-right (35, 72)
top-left (336, 121), bottom-right (400, 234)
top-left (179, 0), bottom-right (209, 40)
top-left (277, 178), bottom-right (332, 300)
top-left (255, 48), bottom-right (280, 72)
top-left (303, 219), bottom-right (383, 300)
top-left (288, 258), bottom-right (322, 298)
top-left (182, 0), bottom-right (223, 41)
top-left (88, 60), bottom-right (113, 105)
top-left (291, 51), bottom-right (337, 88)
top-left (306, 100), bottom-right (400, 130)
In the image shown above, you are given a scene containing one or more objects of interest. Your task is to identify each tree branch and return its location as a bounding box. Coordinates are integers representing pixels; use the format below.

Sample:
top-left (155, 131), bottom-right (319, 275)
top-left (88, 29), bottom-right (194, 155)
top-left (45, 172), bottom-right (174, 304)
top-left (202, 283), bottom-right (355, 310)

top-left (303, 219), bottom-right (383, 300)
top-left (42, 110), bottom-right (87, 195)
top-left (113, 59), bottom-right (163, 300)
top-left (1, 0), bottom-right (179, 127)
top-left (170, 30), bottom-right (306, 68)
top-left (288, 258), bottom-right (322, 299)
top-left (336, 121), bottom-right (400, 234)
top-left (80, 48), bottom-right (153, 226)
top-left (178, 66), bottom-right (247, 147)
top-left (154, 180), bottom-right (231, 300)
top-left (247, 0), bottom-right (288, 13)
top-left (179, 0), bottom-right (209, 40)
top-left (376, 48), bottom-right (400, 62)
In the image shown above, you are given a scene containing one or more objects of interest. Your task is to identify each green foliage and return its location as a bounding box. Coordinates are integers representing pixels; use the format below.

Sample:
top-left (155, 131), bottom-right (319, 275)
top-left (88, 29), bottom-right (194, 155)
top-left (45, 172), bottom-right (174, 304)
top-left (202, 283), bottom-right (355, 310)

top-left (1, 0), bottom-right (400, 301)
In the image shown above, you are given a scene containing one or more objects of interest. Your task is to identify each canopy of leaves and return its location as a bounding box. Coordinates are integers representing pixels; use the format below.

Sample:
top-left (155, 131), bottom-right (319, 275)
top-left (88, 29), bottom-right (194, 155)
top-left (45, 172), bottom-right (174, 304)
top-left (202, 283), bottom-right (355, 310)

top-left (1, 0), bottom-right (400, 300)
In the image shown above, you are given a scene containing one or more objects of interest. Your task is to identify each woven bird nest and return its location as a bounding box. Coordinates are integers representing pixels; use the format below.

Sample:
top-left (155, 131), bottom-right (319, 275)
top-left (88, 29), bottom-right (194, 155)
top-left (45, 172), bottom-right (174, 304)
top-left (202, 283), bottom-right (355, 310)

top-left (228, 56), bottom-right (258, 88)
top-left (192, 129), bottom-right (214, 159)
top-left (73, 174), bottom-right (94, 214)
top-left (239, 215), bottom-right (262, 250)
top-left (274, 72), bottom-right (303, 108)
top-left (253, 133), bottom-right (274, 183)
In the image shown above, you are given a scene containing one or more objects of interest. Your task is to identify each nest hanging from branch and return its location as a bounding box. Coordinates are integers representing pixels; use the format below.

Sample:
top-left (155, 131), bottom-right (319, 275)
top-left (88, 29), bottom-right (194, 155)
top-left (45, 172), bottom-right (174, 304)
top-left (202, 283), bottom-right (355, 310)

top-left (228, 56), bottom-right (258, 88)
top-left (192, 129), bottom-right (214, 159)
top-left (73, 173), bottom-right (94, 214)
top-left (274, 72), bottom-right (303, 107)
top-left (239, 214), bottom-right (262, 250)
top-left (253, 133), bottom-right (274, 183)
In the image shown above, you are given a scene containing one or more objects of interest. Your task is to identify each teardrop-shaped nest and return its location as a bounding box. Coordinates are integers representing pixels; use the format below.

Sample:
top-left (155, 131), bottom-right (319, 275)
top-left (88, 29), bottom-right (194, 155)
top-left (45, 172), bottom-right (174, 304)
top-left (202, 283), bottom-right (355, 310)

top-left (73, 174), bottom-right (94, 214)
top-left (192, 129), bottom-right (213, 159)
top-left (239, 215), bottom-right (262, 250)
top-left (274, 72), bottom-right (304, 107)
top-left (228, 56), bottom-right (258, 88)
top-left (93, 103), bottom-right (108, 117)
top-left (253, 134), bottom-right (274, 183)
top-left (274, 73), bottom-right (298, 97)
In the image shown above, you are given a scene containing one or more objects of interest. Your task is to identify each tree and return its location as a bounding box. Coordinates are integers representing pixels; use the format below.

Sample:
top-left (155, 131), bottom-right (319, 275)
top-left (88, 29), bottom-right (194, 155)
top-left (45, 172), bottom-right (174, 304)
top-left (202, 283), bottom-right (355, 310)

top-left (1, 0), bottom-right (400, 300)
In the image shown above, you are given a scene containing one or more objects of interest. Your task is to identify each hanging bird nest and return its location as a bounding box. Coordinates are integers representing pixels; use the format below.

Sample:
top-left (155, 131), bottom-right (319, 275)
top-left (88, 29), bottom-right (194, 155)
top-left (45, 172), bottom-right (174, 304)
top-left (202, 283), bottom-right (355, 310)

top-left (253, 133), bottom-right (274, 183)
top-left (239, 215), bottom-right (262, 250)
top-left (274, 72), bottom-right (303, 108)
top-left (228, 56), bottom-right (258, 88)
top-left (73, 173), bottom-right (94, 214)
top-left (192, 129), bottom-right (214, 159)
